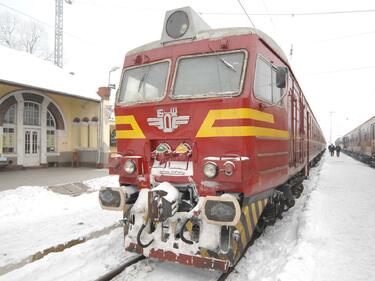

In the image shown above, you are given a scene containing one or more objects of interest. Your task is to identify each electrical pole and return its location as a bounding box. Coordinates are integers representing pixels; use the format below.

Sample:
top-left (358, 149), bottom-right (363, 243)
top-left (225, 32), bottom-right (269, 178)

top-left (54, 0), bottom-right (71, 68)
top-left (329, 111), bottom-right (335, 144)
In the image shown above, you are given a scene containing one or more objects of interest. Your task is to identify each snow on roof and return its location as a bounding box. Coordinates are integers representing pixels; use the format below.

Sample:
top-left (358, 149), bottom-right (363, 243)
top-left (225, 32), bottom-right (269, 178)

top-left (0, 45), bottom-right (99, 101)
top-left (127, 27), bottom-right (288, 63)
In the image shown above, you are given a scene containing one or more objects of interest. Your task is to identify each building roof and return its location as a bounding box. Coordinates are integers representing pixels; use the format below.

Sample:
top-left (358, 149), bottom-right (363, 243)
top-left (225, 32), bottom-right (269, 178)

top-left (0, 45), bottom-right (99, 101)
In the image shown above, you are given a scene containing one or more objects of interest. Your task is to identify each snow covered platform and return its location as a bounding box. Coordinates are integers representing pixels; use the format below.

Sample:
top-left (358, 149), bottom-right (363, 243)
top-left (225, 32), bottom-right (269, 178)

top-left (1, 153), bottom-right (375, 281)
top-left (232, 152), bottom-right (375, 281)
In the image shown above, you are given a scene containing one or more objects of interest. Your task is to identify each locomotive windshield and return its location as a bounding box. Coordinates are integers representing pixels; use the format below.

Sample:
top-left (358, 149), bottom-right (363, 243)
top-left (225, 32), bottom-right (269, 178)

top-left (118, 61), bottom-right (169, 105)
top-left (172, 51), bottom-right (246, 98)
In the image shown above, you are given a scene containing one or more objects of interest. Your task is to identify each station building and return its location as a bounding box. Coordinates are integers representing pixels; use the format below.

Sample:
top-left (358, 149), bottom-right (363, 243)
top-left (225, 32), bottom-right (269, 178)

top-left (0, 46), bottom-right (113, 168)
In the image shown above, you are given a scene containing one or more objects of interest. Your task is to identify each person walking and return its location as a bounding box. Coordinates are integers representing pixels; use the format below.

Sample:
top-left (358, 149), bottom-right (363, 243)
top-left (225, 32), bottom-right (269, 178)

top-left (336, 145), bottom-right (341, 157)
top-left (328, 144), bottom-right (335, 156)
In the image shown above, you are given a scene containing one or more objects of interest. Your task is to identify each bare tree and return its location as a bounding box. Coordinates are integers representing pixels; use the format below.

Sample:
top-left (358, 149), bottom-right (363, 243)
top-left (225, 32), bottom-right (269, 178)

top-left (0, 12), bottom-right (18, 48)
top-left (0, 11), bottom-right (52, 60)
top-left (19, 21), bottom-right (45, 54)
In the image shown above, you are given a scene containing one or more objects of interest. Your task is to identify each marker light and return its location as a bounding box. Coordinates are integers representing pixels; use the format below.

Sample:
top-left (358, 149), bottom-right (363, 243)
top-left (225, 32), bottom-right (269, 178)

top-left (174, 143), bottom-right (191, 154)
top-left (203, 162), bottom-right (218, 179)
top-left (223, 161), bottom-right (235, 176)
top-left (155, 143), bottom-right (171, 154)
top-left (124, 159), bottom-right (136, 174)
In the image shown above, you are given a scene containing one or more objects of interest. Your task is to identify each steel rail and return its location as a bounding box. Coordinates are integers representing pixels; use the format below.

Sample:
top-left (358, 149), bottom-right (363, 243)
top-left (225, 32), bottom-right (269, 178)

top-left (94, 255), bottom-right (145, 281)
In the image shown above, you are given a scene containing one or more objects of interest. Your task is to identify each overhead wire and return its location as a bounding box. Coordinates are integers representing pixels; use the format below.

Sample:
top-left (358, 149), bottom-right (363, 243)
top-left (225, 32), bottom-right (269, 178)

top-left (200, 8), bottom-right (375, 17)
top-left (236, 0), bottom-right (256, 29)
top-left (302, 65), bottom-right (375, 76)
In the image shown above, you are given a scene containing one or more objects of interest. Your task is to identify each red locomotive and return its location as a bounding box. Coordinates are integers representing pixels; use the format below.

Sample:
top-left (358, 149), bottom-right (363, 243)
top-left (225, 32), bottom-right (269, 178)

top-left (336, 116), bottom-right (375, 166)
top-left (99, 7), bottom-right (326, 271)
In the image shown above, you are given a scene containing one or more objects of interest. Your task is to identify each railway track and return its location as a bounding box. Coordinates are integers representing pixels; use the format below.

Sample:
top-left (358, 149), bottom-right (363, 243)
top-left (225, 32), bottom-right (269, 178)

top-left (94, 237), bottom-right (256, 281)
top-left (94, 255), bottom-right (145, 281)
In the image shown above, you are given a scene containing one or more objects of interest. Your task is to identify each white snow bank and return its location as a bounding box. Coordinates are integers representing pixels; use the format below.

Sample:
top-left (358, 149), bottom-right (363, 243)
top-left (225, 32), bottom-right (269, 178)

top-left (229, 153), bottom-right (375, 281)
top-left (83, 175), bottom-right (119, 191)
top-left (0, 228), bottom-right (132, 281)
top-left (0, 183), bottom-right (121, 268)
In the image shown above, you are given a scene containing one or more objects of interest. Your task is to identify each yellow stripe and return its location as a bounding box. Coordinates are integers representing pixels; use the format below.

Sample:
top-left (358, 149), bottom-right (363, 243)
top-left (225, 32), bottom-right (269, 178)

top-left (257, 200), bottom-right (264, 214)
top-left (231, 238), bottom-right (238, 257)
top-left (115, 115), bottom-right (145, 139)
top-left (196, 108), bottom-right (289, 138)
top-left (263, 199), bottom-right (268, 208)
top-left (243, 206), bottom-right (253, 235)
top-left (251, 203), bottom-right (258, 225)
top-left (236, 220), bottom-right (248, 247)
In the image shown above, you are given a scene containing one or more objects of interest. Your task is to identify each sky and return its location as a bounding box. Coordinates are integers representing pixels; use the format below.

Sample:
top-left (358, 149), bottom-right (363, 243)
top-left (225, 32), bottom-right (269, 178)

top-left (1, 0), bottom-right (375, 142)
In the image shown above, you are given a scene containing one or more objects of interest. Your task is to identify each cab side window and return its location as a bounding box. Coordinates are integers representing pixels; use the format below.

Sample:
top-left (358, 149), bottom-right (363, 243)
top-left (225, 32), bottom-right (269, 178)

top-left (254, 56), bottom-right (282, 104)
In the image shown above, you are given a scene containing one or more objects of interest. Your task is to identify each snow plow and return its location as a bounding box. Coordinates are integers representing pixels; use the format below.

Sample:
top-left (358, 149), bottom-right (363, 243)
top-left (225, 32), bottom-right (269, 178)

top-left (99, 183), bottom-right (268, 271)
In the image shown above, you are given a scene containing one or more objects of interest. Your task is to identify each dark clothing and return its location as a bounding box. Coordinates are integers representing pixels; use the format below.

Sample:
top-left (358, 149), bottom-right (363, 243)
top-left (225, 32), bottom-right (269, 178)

top-left (336, 146), bottom-right (341, 157)
top-left (328, 144), bottom-right (335, 156)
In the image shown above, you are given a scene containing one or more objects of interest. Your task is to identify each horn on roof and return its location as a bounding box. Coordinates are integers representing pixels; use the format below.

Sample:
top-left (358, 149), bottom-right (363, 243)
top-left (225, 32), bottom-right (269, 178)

top-left (161, 6), bottom-right (211, 44)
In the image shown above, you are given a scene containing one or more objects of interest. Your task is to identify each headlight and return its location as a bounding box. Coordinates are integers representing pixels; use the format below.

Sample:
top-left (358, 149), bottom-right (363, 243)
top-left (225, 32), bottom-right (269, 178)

top-left (124, 159), bottom-right (136, 174)
top-left (223, 161), bottom-right (235, 176)
top-left (99, 187), bottom-right (124, 211)
top-left (203, 162), bottom-right (218, 179)
top-left (202, 195), bottom-right (241, 226)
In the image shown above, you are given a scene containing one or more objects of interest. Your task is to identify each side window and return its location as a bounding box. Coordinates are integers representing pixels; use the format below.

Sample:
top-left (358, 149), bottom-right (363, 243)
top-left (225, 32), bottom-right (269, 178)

top-left (254, 57), bottom-right (272, 102)
top-left (254, 56), bottom-right (282, 104)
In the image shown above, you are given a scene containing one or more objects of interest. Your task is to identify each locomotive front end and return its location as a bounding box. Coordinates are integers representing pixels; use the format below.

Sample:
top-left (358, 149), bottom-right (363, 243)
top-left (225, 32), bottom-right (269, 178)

top-left (99, 7), bottom-right (271, 271)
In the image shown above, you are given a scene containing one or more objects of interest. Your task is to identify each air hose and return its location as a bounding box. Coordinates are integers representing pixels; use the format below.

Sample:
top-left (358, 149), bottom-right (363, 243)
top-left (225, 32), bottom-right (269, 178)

top-left (137, 218), bottom-right (154, 248)
top-left (180, 219), bottom-right (193, 245)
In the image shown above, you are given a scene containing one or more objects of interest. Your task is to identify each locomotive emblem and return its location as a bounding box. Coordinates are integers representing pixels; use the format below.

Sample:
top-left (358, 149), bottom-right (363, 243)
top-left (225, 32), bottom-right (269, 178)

top-left (147, 108), bottom-right (190, 133)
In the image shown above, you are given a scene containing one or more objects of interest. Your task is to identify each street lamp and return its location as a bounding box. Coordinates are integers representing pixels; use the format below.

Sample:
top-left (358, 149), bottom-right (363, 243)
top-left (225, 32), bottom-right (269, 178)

top-left (329, 111), bottom-right (335, 144)
top-left (108, 66), bottom-right (120, 89)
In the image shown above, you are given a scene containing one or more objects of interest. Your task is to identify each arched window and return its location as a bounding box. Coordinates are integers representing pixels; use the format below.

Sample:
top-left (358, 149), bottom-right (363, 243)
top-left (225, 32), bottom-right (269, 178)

top-left (23, 102), bottom-right (40, 126)
top-left (46, 111), bottom-right (56, 152)
top-left (3, 104), bottom-right (16, 153)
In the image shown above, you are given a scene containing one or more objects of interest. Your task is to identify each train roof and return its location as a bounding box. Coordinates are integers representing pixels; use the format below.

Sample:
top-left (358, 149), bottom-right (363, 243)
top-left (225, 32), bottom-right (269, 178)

top-left (342, 115), bottom-right (375, 137)
top-left (126, 27), bottom-right (288, 63)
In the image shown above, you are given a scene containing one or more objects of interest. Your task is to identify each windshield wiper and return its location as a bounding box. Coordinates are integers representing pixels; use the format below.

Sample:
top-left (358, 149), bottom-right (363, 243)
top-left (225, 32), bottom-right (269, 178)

top-left (209, 46), bottom-right (237, 72)
top-left (219, 57), bottom-right (237, 72)
top-left (137, 67), bottom-right (151, 93)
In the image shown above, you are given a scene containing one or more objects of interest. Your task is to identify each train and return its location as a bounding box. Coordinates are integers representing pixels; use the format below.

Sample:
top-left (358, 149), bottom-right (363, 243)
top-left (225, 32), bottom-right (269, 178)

top-left (99, 7), bottom-right (326, 272)
top-left (336, 116), bottom-right (375, 166)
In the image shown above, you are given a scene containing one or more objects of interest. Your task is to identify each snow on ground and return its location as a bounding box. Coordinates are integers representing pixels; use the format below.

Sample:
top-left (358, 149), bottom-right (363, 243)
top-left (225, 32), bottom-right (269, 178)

top-left (0, 175), bottom-right (120, 271)
top-left (1, 154), bottom-right (375, 281)
top-left (0, 228), bottom-right (132, 281)
top-left (84, 175), bottom-right (119, 191)
top-left (229, 153), bottom-right (375, 281)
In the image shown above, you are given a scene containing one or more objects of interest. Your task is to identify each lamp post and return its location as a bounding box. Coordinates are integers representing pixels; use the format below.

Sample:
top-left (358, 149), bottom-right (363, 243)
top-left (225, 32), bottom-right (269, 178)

top-left (108, 66), bottom-right (120, 89)
top-left (97, 66), bottom-right (120, 167)
top-left (329, 111), bottom-right (335, 144)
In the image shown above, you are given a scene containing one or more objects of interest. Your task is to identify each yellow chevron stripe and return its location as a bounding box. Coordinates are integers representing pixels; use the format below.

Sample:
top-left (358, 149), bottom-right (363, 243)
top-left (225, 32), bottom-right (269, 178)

top-left (257, 200), bottom-right (264, 214)
top-left (231, 239), bottom-right (238, 257)
top-left (236, 220), bottom-right (248, 247)
top-left (196, 108), bottom-right (289, 138)
top-left (115, 115), bottom-right (145, 139)
top-left (263, 199), bottom-right (268, 208)
top-left (243, 206), bottom-right (253, 236)
top-left (251, 203), bottom-right (258, 225)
